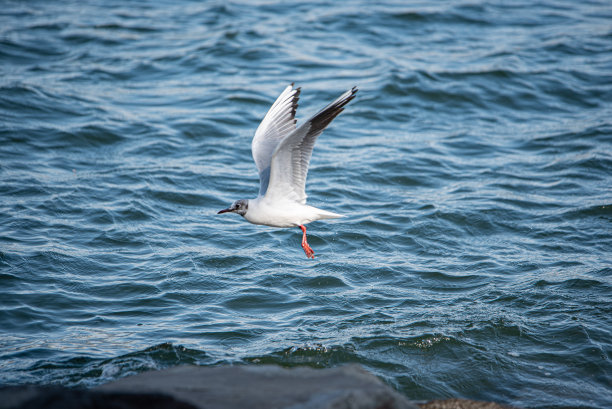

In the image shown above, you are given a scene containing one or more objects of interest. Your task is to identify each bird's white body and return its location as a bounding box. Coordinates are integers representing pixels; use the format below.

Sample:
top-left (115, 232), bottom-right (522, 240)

top-left (244, 197), bottom-right (342, 228)
top-left (218, 84), bottom-right (357, 258)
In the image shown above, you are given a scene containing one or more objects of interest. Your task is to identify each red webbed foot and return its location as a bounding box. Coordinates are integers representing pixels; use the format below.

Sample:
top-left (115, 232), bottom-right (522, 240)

top-left (299, 225), bottom-right (315, 259)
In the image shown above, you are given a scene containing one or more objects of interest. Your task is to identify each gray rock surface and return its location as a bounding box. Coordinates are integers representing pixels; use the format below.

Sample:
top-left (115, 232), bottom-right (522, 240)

top-left (417, 398), bottom-right (515, 409)
top-left (95, 364), bottom-right (419, 409)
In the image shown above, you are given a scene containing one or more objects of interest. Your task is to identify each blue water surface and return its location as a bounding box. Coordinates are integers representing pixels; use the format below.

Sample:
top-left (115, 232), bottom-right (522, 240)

top-left (1, 1), bottom-right (611, 408)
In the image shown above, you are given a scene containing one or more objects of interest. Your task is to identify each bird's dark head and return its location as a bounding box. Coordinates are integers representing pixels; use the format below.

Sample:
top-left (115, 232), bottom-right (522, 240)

top-left (217, 199), bottom-right (248, 217)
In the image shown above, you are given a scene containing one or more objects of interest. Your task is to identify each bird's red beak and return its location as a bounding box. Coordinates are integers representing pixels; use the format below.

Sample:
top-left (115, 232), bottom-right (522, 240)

top-left (217, 208), bottom-right (231, 214)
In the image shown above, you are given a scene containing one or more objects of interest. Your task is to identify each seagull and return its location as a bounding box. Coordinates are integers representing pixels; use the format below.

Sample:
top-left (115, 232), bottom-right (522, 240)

top-left (217, 84), bottom-right (358, 258)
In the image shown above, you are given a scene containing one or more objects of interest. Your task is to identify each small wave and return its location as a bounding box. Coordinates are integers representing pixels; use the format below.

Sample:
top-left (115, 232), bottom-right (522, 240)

top-left (386, 5), bottom-right (492, 27)
top-left (244, 344), bottom-right (360, 369)
top-left (15, 343), bottom-right (212, 387)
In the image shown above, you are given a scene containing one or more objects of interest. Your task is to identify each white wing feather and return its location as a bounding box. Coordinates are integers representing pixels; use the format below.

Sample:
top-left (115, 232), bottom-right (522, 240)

top-left (251, 84), bottom-right (300, 196)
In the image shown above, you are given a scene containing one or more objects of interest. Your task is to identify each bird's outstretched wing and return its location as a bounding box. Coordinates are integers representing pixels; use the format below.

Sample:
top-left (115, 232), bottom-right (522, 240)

top-left (252, 84), bottom-right (301, 197)
top-left (265, 86), bottom-right (358, 204)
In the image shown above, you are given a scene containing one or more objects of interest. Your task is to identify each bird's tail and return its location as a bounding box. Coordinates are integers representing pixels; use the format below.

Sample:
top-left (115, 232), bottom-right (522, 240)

top-left (315, 208), bottom-right (343, 220)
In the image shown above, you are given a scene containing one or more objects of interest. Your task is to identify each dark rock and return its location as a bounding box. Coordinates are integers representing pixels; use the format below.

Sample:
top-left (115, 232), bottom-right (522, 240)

top-left (0, 365), bottom-right (520, 409)
top-left (0, 385), bottom-right (197, 409)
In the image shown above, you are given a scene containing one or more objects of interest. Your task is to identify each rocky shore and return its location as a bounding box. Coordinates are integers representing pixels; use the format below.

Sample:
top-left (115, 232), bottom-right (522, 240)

top-left (1, 364), bottom-right (515, 409)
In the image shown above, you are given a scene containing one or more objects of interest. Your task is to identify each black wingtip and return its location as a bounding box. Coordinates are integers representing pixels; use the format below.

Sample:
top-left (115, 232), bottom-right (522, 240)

top-left (291, 86), bottom-right (301, 122)
top-left (306, 86), bottom-right (359, 136)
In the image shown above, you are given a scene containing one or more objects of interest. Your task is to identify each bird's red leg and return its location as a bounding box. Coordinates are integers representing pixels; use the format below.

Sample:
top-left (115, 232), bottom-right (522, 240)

top-left (299, 225), bottom-right (315, 259)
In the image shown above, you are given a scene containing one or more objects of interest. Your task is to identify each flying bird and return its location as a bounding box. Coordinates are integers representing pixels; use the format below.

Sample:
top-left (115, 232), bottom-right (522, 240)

top-left (218, 84), bottom-right (358, 258)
